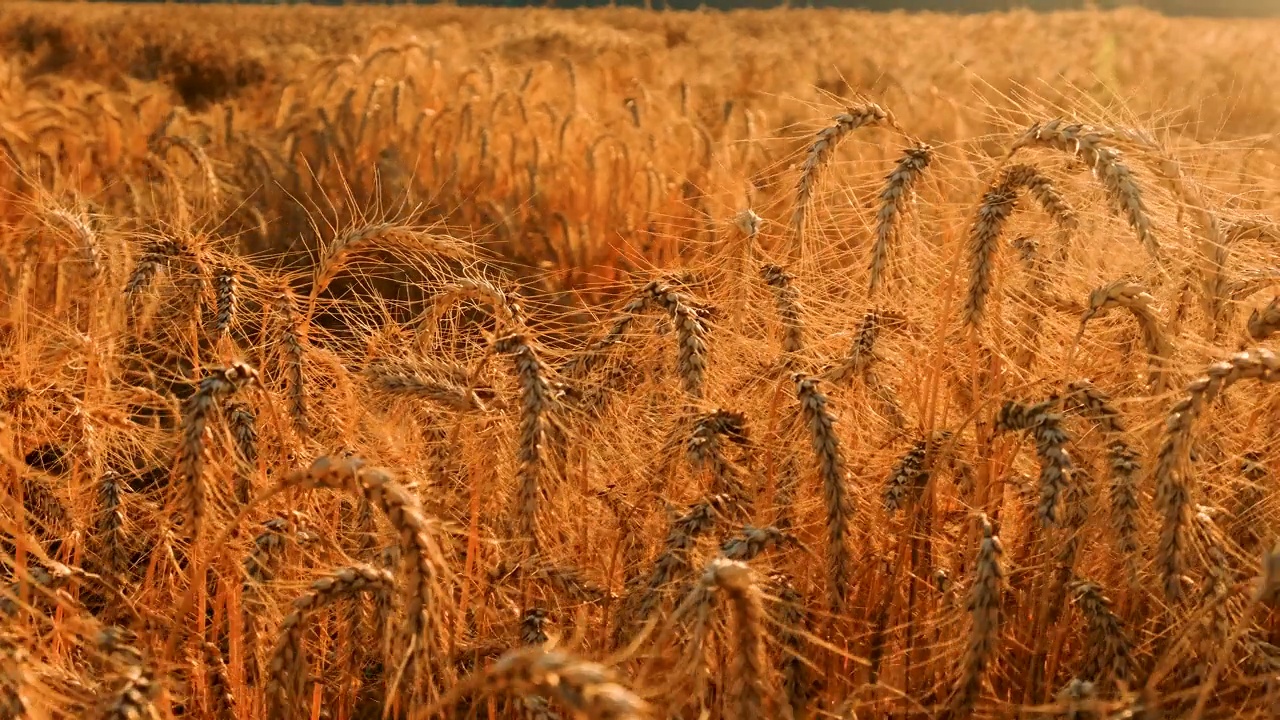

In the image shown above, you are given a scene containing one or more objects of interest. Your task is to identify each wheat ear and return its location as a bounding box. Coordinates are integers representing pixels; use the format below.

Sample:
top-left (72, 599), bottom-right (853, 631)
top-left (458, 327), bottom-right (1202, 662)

top-left (963, 163), bottom-right (1078, 328)
top-left (266, 565), bottom-right (395, 720)
top-left (794, 373), bottom-right (852, 614)
top-left (869, 143), bottom-right (932, 297)
top-left (1070, 579), bottom-right (1135, 690)
top-left (1010, 119), bottom-right (1159, 262)
top-left (994, 399), bottom-right (1073, 527)
top-left (440, 647), bottom-right (649, 720)
top-left (792, 103), bottom-right (898, 240)
top-left (274, 282), bottom-right (308, 433)
top-left (212, 266), bottom-right (237, 340)
top-left (226, 400), bottom-right (257, 507)
top-left (1156, 349), bottom-right (1280, 601)
top-left (176, 361), bottom-right (259, 540)
top-left (280, 456), bottom-right (452, 699)
top-left (1248, 297), bottom-right (1280, 341)
top-left (688, 409), bottom-right (751, 514)
top-left (677, 559), bottom-right (770, 720)
top-left (619, 494), bottom-right (730, 643)
top-left (761, 264), bottom-right (805, 360)
top-left (944, 514), bottom-right (1004, 719)
top-left (493, 332), bottom-right (555, 555)
top-left (1065, 381), bottom-right (1141, 574)
top-left (1081, 280), bottom-right (1174, 392)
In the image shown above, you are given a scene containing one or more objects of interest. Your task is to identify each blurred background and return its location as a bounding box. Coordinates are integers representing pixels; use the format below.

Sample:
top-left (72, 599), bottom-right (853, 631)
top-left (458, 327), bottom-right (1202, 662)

top-left (101, 0), bottom-right (1280, 15)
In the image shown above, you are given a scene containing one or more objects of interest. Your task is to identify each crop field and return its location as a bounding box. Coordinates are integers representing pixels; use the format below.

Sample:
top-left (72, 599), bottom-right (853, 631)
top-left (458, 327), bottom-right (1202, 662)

top-left (2, 2), bottom-right (1280, 718)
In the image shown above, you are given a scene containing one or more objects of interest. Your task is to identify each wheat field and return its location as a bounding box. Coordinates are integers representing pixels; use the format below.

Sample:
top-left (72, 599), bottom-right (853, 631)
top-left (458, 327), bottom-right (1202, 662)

top-left (2, 2), bottom-right (1280, 718)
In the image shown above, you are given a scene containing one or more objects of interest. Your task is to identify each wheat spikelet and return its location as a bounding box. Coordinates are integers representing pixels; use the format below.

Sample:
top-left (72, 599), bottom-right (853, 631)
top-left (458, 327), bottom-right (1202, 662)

top-left (1081, 279), bottom-right (1174, 392)
top-left (943, 514), bottom-right (1003, 719)
top-left (266, 564), bottom-right (395, 720)
top-left (869, 142), bottom-right (932, 297)
top-left (1065, 380), bottom-right (1141, 572)
top-left (825, 309), bottom-right (880, 385)
top-left (1156, 349), bottom-right (1280, 601)
top-left (963, 163), bottom-right (1078, 328)
top-left (175, 361), bottom-right (259, 540)
top-left (1010, 119), bottom-right (1159, 262)
top-left (1248, 297), bottom-right (1280, 341)
top-left (794, 373), bottom-right (852, 614)
top-left (792, 103), bottom-right (897, 240)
